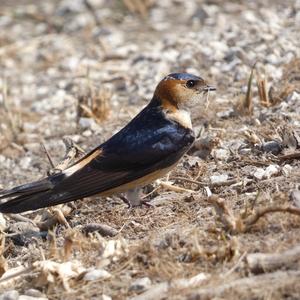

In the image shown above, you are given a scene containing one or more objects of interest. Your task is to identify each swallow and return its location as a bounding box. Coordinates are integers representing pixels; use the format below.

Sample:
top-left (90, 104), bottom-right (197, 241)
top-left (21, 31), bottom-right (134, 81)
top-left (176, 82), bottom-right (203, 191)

top-left (0, 73), bottom-right (215, 213)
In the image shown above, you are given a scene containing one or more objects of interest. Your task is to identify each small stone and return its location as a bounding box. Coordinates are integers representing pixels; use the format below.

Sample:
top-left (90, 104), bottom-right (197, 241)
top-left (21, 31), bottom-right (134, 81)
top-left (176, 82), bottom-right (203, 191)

top-left (99, 295), bottom-right (111, 300)
top-left (9, 231), bottom-right (47, 247)
top-left (282, 164), bottom-right (293, 175)
top-left (261, 141), bottom-right (282, 155)
top-left (210, 174), bottom-right (229, 184)
top-left (24, 289), bottom-right (46, 298)
top-left (19, 156), bottom-right (32, 170)
top-left (253, 168), bottom-right (265, 180)
top-left (0, 290), bottom-right (19, 300)
top-left (9, 221), bottom-right (39, 233)
top-left (183, 156), bottom-right (202, 168)
top-left (212, 148), bottom-right (230, 161)
top-left (264, 165), bottom-right (280, 178)
top-left (19, 296), bottom-right (48, 300)
top-left (216, 109), bottom-right (235, 119)
top-left (253, 165), bottom-right (280, 180)
top-left (290, 91), bottom-right (300, 102)
top-left (24, 142), bottom-right (42, 152)
top-left (239, 148), bottom-right (252, 155)
top-left (82, 223), bottom-right (118, 237)
top-left (79, 117), bottom-right (94, 129)
top-left (129, 277), bottom-right (152, 291)
top-left (193, 136), bottom-right (220, 159)
top-left (8, 221), bottom-right (45, 246)
top-left (83, 269), bottom-right (111, 281)
top-left (82, 129), bottom-right (92, 137)
top-left (290, 190), bottom-right (300, 208)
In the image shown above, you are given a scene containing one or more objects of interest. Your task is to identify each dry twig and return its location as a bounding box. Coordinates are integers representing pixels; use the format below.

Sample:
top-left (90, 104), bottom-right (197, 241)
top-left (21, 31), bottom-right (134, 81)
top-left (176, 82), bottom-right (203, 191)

top-left (246, 244), bottom-right (300, 273)
top-left (208, 195), bottom-right (300, 233)
top-left (82, 223), bottom-right (118, 237)
top-left (122, 0), bottom-right (154, 18)
top-left (279, 151), bottom-right (300, 161)
top-left (188, 270), bottom-right (300, 299)
top-left (41, 142), bottom-right (55, 169)
top-left (158, 180), bottom-right (195, 194)
top-left (257, 71), bottom-right (270, 107)
top-left (236, 63), bottom-right (256, 115)
top-left (244, 64), bottom-right (255, 114)
top-left (37, 205), bottom-right (72, 231)
top-left (36, 139), bottom-right (85, 230)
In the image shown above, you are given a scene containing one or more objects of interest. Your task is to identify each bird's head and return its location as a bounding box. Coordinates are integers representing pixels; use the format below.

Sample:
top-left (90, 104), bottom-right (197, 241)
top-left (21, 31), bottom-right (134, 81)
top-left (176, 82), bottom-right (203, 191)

top-left (153, 73), bottom-right (216, 110)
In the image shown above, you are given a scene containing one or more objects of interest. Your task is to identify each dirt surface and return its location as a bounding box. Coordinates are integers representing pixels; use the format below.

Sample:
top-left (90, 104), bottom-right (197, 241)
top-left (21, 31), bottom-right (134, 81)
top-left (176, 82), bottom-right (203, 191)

top-left (0, 0), bottom-right (300, 299)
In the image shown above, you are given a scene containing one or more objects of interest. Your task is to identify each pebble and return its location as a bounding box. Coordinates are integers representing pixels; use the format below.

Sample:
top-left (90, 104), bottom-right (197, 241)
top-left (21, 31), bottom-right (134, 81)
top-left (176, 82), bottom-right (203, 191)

top-left (81, 223), bottom-right (118, 237)
top-left (99, 295), bottom-right (112, 300)
top-left (19, 156), bottom-right (32, 170)
top-left (290, 190), bottom-right (300, 208)
top-left (216, 109), bottom-right (235, 119)
top-left (210, 174), bottom-right (229, 184)
top-left (9, 221), bottom-right (39, 233)
top-left (0, 290), bottom-right (19, 300)
top-left (261, 141), bottom-right (282, 155)
top-left (212, 148), bottom-right (231, 161)
top-left (129, 277), bottom-right (152, 291)
top-left (19, 296), bottom-right (48, 300)
top-left (8, 221), bottom-right (44, 246)
top-left (253, 165), bottom-right (280, 180)
top-left (282, 164), bottom-right (293, 175)
top-left (24, 289), bottom-right (46, 298)
top-left (83, 269), bottom-right (112, 281)
top-left (79, 117), bottom-right (94, 129)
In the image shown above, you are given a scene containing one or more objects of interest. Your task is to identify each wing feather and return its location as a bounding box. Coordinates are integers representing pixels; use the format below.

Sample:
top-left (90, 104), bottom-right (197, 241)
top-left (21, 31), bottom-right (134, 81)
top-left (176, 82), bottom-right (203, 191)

top-left (0, 104), bottom-right (195, 213)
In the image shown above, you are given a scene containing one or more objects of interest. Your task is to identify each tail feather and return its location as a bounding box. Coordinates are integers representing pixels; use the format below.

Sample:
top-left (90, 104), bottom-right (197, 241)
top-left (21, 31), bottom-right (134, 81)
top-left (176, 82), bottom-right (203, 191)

top-left (0, 175), bottom-right (66, 213)
top-left (0, 179), bottom-right (53, 200)
top-left (0, 191), bottom-right (51, 213)
top-left (0, 188), bottom-right (93, 213)
top-left (0, 172), bottom-right (102, 213)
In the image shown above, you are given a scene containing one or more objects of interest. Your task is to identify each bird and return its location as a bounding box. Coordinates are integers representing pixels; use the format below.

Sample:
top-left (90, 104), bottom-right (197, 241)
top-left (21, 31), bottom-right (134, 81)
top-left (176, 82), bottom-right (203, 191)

top-left (0, 73), bottom-right (215, 213)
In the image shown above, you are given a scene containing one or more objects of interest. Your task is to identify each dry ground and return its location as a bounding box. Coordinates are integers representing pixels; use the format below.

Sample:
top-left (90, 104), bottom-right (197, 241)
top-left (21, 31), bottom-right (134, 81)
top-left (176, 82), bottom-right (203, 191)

top-left (0, 0), bottom-right (300, 299)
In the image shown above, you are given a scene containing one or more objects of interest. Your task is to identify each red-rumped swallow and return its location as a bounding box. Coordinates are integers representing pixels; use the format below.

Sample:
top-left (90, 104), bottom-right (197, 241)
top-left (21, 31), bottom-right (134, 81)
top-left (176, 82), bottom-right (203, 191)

top-left (0, 73), bottom-right (215, 213)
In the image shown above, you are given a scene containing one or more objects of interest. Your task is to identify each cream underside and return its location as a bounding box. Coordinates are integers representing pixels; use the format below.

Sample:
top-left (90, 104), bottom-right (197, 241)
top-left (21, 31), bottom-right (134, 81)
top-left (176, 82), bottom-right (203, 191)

top-left (166, 109), bottom-right (192, 129)
top-left (97, 163), bottom-right (176, 197)
top-left (64, 152), bottom-right (177, 197)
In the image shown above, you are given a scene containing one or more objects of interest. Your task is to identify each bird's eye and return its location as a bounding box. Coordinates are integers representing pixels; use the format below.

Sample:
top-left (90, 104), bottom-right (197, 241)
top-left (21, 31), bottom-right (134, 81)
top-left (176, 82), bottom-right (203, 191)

top-left (186, 80), bottom-right (196, 88)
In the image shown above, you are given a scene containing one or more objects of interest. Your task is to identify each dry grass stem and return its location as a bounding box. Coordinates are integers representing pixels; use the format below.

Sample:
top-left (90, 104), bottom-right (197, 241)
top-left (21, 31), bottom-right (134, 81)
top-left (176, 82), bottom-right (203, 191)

top-left (236, 63), bottom-right (256, 115)
top-left (257, 71), bottom-right (270, 107)
top-left (188, 270), bottom-right (300, 299)
top-left (158, 180), bottom-right (196, 194)
top-left (246, 244), bottom-right (300, 273)
top-left (208, 195), bottom-right (300, 234)
top-left (41, 142), bottom-right (55, 169)
top-left (122, 0), bottom-right (154, 17)
top-left (77, 85), bottom-right (111, 124)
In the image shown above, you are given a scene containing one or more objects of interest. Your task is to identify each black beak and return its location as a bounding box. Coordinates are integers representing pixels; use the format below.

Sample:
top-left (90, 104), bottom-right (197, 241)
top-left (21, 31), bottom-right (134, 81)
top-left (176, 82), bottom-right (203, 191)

top-left (203, 85), bottom-right (216, 92)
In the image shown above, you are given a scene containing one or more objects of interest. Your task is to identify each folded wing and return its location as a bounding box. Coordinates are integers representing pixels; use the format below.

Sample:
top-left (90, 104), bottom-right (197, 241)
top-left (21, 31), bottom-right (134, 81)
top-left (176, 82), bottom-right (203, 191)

top-left (0, 106), bottom-right (194, 213)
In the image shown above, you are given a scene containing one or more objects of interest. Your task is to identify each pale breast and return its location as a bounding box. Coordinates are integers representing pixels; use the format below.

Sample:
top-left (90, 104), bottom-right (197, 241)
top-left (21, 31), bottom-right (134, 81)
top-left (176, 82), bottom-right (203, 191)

top-left (165, 109), bottom-right (193, 129)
